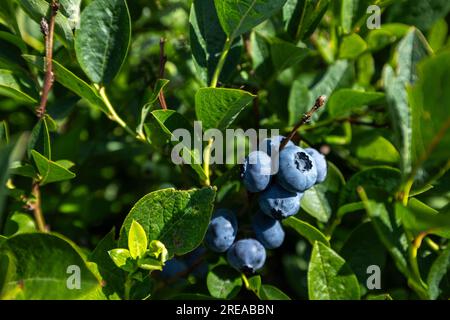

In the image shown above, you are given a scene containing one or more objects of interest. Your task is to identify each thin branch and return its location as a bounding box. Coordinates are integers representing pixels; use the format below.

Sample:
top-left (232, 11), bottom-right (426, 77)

top-left (36, 1), bottom-right (59, 118)
top-left (279, 95), bottom-right (327, 150)
top-left (158, 37), bottom-right (168, 110)
top-left (31, 181), bottom-right (47, 232)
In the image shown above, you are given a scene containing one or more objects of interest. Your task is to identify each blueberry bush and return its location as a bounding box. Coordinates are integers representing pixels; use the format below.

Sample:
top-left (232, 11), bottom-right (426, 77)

top-left (0, 0), bottom-right (449, 300)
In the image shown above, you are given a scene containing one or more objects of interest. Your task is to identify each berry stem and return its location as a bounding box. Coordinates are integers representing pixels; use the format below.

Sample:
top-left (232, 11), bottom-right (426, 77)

top-left (158, 37), bottom-right (168, 110)
top-left (279, 95), bottom-right (327, 151)
top-left (31, 181), bottom-right (47, 232)
top-left (210, 37), bottom-right (231, 88)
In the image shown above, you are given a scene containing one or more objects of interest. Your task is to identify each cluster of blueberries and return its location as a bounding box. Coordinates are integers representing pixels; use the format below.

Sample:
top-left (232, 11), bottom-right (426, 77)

top-left (204, 136), bottom-right (327, 274)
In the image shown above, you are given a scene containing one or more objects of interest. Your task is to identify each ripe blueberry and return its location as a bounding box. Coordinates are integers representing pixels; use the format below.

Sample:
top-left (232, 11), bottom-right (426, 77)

top-left (205, 209), bottom-right (238, 253)
top-left (241, 151), bottom-right (272, 192)
top-left (258, 183), bottom-right (302, 219)
top-left (262, 135), bottom-right (294, 156)
top-left (161, 258), bottom-right (187, 278)
top-left (277, 146), bottom-right (318, 192)
top-left (305, 148), bottom-right (327, 184)
top-left (227, 239), bottom-right (266, 273)
top-left (252, 211), bottom-right (285, 249)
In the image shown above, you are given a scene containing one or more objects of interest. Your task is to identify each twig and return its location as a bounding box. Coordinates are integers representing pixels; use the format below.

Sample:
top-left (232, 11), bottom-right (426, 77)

top-left (31, 181), bottom-right (47, 232)
top-left (36, 1), bottom-right (59, 118)
top-left (158, 38), bottom-right (168, 110)
top-left (279, 95), bottom-right (327, 150)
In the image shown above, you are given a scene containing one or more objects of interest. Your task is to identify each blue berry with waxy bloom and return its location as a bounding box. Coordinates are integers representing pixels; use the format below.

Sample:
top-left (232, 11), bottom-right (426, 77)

top-left (262, 135), bottom-right (294, 156)
top-left (258, 183), bottom-right (302, 219)
top-left (241, 151), bottom-right (272, 192)
top-left (277, 146), bottom-right (318, 192)
top-left (227, 239), bottom-right (266, 273)
top-left (161, 258), bottom-right (187, 278)
top-left (205, 209), bottom-right (238, 253)
top-left (252, 211), bottom-right (285, 249)
top-left (305, 148), bottom-right (327, 184)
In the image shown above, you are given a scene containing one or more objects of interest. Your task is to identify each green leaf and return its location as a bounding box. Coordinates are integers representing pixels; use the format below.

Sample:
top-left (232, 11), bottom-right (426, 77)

top-left (0, 120), bottom-right (9, 145)
top-left (0, 69), bottom-right (39, 103)
top-left (88, 228), bottom-right (125, 299)
top-left (409, 51), bottom-right (450, 185)
top-left (339, 33), bottom-right (367, 60)
top-left (396, 199), bottom-right (450, 238)
top-left (383, 28), bottom-right (431, 178)
top-left (54, 0), bottom-right (81, 29)
top-left (283, 0), bottom-right (330, 40)
top-left (245, 275), bottom-right (261, 295)
top-left (189, 0), bottom-right (241, 85)
top-left (427, 246), bottom-right (450, 300)
top-left (214, 0), bottom-right (287, 40)
top-left (75, 0), bottom-right (131, 84)
top-left (328, 89), bottom-right (385, 118)
top-left (0, 233), bottom-right (102, 299)
top-left (136, 79), bottom-right (169, 138)
top-left (18, 0), bottom-right (74, 48)
top-left (340, 222), bottom-right (386, 290)
top-left (128, 220), bottom-right (148, 260)
top-left (427, 19), bottom-right (448, 52)
top-left (195, 87), bottom-right (255, 131)
top-left (340, 0), bottom-right (373, 34)
top-left (23, 55), bottom-right (109, 114)
top-left (207, 265), bottom-right (242, 299)
top-left (308, 241), bottom-right (360, 300)
top-left (301, 162), bottom-right (345, 223)
top-left (269, 37), bottom-right (309, 72)
top-left (360, 199), bottom-right (409, 277)
top-left (147, 110), bottom-right (206, 181)
top-left (282, 216), bottom-right (330, 246)
top-left (339, 166), bottom-right (401, 205)
top-left (118, 187), bottom-right (216, 256)
top-left (352, 132), bottom-right (400, 165)
top-left (28, 116), bottom-right (52, 160)
top-left (288, 60), bottom-right (353, 125)
top-left (366, 23), bottom-right (410, 52)
top-left (0, 135), bottom-right (27, 231)
top-left (386, 0), bottom-right (450, 31)
top-left (366, 293), bottom-right (393, 300)
top-left (108, 248), bottom-right (134, 272)
top-left (259, 284), bottom-right (291, 300)
top-left (4, 212), bottom-right (36, 237)
top-left (31, 150), bottom-right (76, 186)
top-left (10, 163), bottom-right (37, 178)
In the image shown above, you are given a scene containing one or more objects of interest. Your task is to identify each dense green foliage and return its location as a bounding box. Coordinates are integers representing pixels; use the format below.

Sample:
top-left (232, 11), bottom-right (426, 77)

top-left (0, 0), bottom-right (449, 300)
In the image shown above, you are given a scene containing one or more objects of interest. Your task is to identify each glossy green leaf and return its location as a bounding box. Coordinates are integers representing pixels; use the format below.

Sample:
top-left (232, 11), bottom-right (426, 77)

top-left (259, 284), bottom-right (291, 300)
top-left (0, 69), bottom-right (38, 103)
top-left (427, 19), bottom-right (448, 52)
top-left (0, 233), bottom-right (102, 299)
top-left (339, 166), bottom-right (400, 205)
top-left (23, 55), bottom-right (109, 114)
top-left (245, 275), bottom-right (261, 295)
top-left (328, 89), bottom-right (385, 118)
top-left (427, 246), bottom-right (450, 300)
top-left (214, 0), bottom-right (287, 40)
top-left (18, 0), bottom-right (74, 48)
top-left (53, 0), bottom-right (81, 29)
top-left (396, 199), bottom-right (450, 238)
top-left (147, 110), bottom-right (206, 181)
top-left (28, 116), bottom-right (52, 160)
top-left (31, 150), bottom-right (76, 186)
top-left (339, 33), bottom-right (367, 60)
top-left (288, 60), bottom-right (353, 125)
top-left (282, 216), bottom-right (330, 246)
top-left (207, 265), bottom-right (242, 299)
top-left (118, 188), bottom-right (216, 256)
top-left (360, 199), bottom-right (409, 276)
top-left (308, 241), bottom-right (360, 300)
top-left (301, 162), bottom-right (345, 223)
top-left (75, 0), bottom-right (131, 84)
top-left (88, 228), bottom-right (125, 299)
top-left (195, 87), bottom-right (255, 131)
top-left (340, 222), bottom-right (386, 289)
top-left (386, 0), bottom-right (450, 31)
top-left (128, 220), bottom-right (147, 259)
top-left (409, 51), bottom-right (450, 185)
top-left (189, 0), bottom-right (241, 85)
top-left (108, 248), bottom-right (134, 272)
top-left (352, 133), bottom-right (400, 165)
top-left (269, 37), bottom-right (309, 72)
top-left (340, 0), bottom-right (373, 34)
top-left (383, 28), bottom-right (431, 178)
top-left (366, 23), bottom-right (410, 52)
top-left (283, 0), bottom-right (330, 40)
top-left (4, 212), bottom-right (36, 236)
